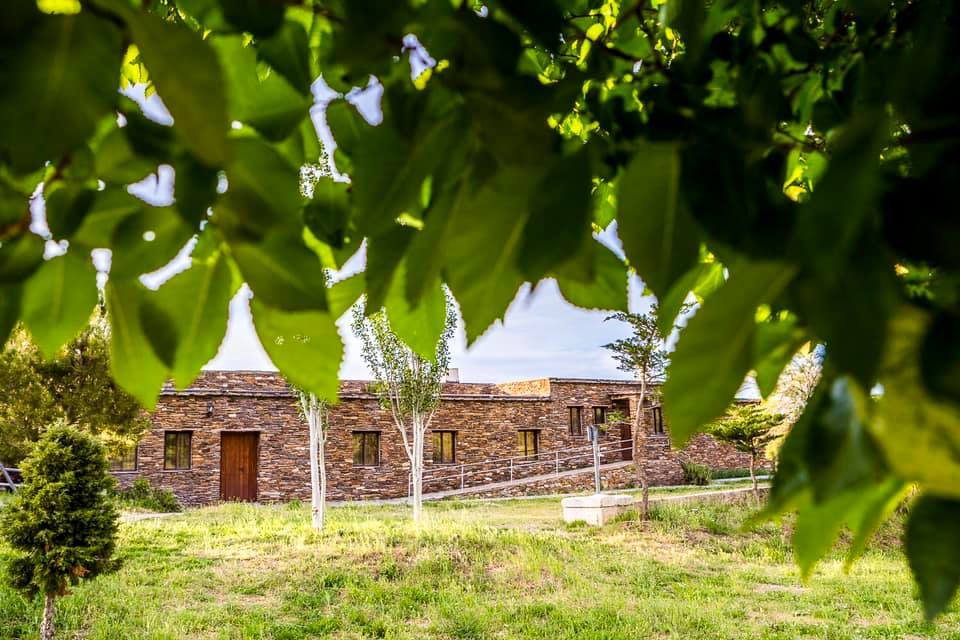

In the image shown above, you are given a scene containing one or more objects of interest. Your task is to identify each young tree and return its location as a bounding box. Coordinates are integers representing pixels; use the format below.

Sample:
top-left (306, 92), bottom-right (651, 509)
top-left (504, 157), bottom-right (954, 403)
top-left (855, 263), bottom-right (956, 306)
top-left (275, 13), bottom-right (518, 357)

top-left (295, 389), bottom-right (329, 530)
top-left (602, 305), bottom-right (670, 520)
top-left (707, 405), bottom-right (784, 501)
top-left (767, 346), bottom-right (824, 457)
top-left (1, 425), bottom-right (120, 640)
top-left (0, 318), bottom-right (149, 465)
top-left (351, 294), bottom-right (456, 524)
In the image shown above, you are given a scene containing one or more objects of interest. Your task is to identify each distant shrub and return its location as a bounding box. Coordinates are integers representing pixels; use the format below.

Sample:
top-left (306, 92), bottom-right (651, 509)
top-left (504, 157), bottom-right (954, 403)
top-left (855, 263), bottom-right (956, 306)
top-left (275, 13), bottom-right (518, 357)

top-left (116, 478), bottom-right (181, 513)
top-left (711, 468), bottom-right (753, 480)
top-left (680, 461), bottom-right (712, 486)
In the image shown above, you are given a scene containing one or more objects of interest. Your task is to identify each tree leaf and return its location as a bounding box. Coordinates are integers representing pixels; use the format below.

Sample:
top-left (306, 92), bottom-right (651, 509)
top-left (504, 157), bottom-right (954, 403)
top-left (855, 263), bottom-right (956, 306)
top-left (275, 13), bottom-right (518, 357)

top-left (328, 272), bottom-right (365, 319)
top-left (250, 299), bottom-right (342, 402)
top-left (44, 184), bottom-right (96, 240)
top-left (212, 35), bottom-right (311, 142)
top-left (94, 127), bottom-right (156, 185)
top-left (21, 251), bottom-right (98, 359)
top-left (656, 261), bottom-right (723, 338)
top-left (754, 316), bottom-right (806, 398)
top-left (105, 280), bottom-right (169, 409)
top-left (384, 262), bottom-right (447, 362)
top-left (230, 231), bottom-right (328, 312)
top-left (0, 284), bottom-right (21, 348)
top-left (0, 11), bottom-right (122, 173)
top-left (151, 252), bottom-right (236, 389)
top-left (905, 495), bottom-right (960, 620)
top-left (618, 143), bottom-right (700, 300)
top-left (217, 0), bottom-right (284, 37)
top-left (0, 234), bottom-right (45, 283)
top-left (126, 10), bottom-right (229, 166)
top-left (664, 262), bottom-right (795, 446)
top-left (258, 20), bottom-right (313, 95)
top-left (845, 478), bottom-right (909, 568)
top-left (793, 490), bottom-right (861, 579)
top-left (518, 150), bottom-right (594, 280)
top-left (71, 188), bottom-right (142, 249)
top-left (554, 241), bottom-right (628, 312)
top-left (110, 206), bottom-right (194, 279)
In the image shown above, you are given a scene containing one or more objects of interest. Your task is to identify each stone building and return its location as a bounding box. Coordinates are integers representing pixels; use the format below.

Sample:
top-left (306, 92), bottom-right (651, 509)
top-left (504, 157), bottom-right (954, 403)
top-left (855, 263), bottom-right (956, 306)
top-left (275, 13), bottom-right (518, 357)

top-left (112, 370), bottom-right (764, 506)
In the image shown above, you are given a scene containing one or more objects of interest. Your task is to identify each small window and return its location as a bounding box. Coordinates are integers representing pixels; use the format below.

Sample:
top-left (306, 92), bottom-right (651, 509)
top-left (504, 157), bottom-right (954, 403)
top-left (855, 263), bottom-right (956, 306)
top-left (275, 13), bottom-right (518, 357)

top-left (517, 430), bottom-right (539, 458)
top-left (353, 432), bottom-right (381, 466)
top-left (652, 406), bottom-right (664, 434)
top-left (568, 406), bottom-right (583, 436)
top-left (164, 432), bottom-right (192, 470)
top-left (432, 431), bottom-right (456, 464)
top-left (110, 445), bottom-right (137, 472)
top-left (593, 406), bottom-right (606, 425)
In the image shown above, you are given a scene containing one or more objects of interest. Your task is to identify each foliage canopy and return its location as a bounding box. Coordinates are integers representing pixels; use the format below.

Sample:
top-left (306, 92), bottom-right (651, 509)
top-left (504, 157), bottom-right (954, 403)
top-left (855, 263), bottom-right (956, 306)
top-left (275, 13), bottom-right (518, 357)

top-left (0, 0), bottom-right (959, 618)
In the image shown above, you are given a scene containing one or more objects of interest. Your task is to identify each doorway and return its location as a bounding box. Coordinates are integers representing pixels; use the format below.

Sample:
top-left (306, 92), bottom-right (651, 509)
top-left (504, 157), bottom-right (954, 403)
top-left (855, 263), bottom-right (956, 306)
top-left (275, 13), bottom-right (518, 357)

top-left (220, 432), bottom-right (259, 501)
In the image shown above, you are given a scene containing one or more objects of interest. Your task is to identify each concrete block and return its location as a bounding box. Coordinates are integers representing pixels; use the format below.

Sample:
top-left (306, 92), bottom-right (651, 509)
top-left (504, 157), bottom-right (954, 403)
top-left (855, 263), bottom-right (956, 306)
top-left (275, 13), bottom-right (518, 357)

top-left (561, 493), bottom-right (635, 526)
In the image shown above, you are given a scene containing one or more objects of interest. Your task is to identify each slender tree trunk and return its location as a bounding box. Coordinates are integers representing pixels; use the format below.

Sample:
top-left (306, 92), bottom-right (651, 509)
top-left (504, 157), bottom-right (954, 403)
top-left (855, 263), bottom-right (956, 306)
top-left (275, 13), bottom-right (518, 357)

top-left (636, 377), bottom-right (649, 520)
top-left (308, 405), bottom-right (323, 530)
top-left (411, 419), bottom-right (424, 524)
top-left (750, 451), bottom-right (759, 503)
top-left (318, 429), bottom-right (327, 529)
top-left (39, 593), bottom-right (55, 640)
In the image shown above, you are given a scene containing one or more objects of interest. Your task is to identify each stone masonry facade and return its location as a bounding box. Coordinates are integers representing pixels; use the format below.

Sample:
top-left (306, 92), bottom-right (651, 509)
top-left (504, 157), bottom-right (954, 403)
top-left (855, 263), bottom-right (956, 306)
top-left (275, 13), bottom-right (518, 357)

top-left (114, 371), bottom-right (768, 506)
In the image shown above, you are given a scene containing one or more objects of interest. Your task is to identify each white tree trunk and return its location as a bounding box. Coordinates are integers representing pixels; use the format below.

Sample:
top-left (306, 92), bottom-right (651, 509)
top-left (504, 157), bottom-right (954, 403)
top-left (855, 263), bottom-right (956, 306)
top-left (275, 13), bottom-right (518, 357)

top-left (636, 377), bottom-right (649, 521)
top-left (303, 394), bottom-right (326, 531)
top-left (750, 452), bottom-right (759, 504)
top-left (410, 415), bottom-right (425, 524)
top-left (39, 593), bottom-right (55, 640)
top-left (318, 430), bottom-right (327, 529)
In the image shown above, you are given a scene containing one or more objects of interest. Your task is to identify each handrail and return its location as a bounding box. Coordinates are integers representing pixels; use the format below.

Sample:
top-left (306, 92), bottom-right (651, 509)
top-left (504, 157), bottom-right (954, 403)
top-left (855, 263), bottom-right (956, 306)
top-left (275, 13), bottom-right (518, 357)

top-left (422, 436), bottom-right (632, 472)
top-left (0, 464), bottom-right (20, 492)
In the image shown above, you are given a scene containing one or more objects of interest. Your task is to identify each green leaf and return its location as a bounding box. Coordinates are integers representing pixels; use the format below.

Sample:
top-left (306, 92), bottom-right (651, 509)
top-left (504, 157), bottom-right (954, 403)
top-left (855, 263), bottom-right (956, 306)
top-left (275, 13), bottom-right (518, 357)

top-left (518, 151), bottom-right (594, 280)
top-left (0, 284), bottom-right (21, 347)
top-left (554, 241), bottom-right (628, 312)
top-left (71, 188), bottom-right (143, 249)
top-left (905, 495), bottom-right (960, 620)
top-left (365, 226), bottom-right (414, 313)
top-left (250, 299), bottom-right (342, 402)
top-left (44, 184), bottom-right (96, 240)
top-left (302, 177), bottom-right (352, 249)
top-left (845, 478), bottom-right (909, 568)
top-left (444, 167), bottom-right (538, 344)
top-left (106, 280), bottom-right (169, 409)
top-left (110, 206), bottom-right (194, 279)
top-left (230, 231), bottom-right (328, 312)
top-left (384, 263), bottom-right (447, 362)
top-left (258, 20), bottom-right (313, 95)
top-left (212, 35), bottom-right (311, 142)
top-left (126, 11), bottom-right (229, 166)
top-left (328, 272), bottom-right (365, 319)
top-left (94, 128), bottom-right (156, 185)
top-left (0, 234), bottom-right (45, 283)
top-left (793, 490), bottom-right (861, 579)
top-left (21, 251), bottom-right (98, 359)
top-left (151, 252), bottom-right (236, 389)
top-left (618, 143), bottom-right (700, 300)
top-left (218, 0), bottom-right (284, 37)
top-left (172, 152), bottom-right (219, 226)
top-left (139, 296), bottom-right (179, 369)
top-left (0, 11), bottom-right (122, 173)
top-left (656, 261), bottom-right (723, 338)
top-left (663, 262), bottom-right (795, 445)
top-left (754, 317), bottom-right (806, 398)
top-left (218, 135), bottom-right (303, 236)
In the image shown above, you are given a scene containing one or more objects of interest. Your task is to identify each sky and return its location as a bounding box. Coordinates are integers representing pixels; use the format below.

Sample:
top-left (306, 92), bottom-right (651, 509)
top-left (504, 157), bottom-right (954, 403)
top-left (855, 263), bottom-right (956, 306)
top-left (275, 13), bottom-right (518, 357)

top-left (74, 84), bottom-right (662, 385)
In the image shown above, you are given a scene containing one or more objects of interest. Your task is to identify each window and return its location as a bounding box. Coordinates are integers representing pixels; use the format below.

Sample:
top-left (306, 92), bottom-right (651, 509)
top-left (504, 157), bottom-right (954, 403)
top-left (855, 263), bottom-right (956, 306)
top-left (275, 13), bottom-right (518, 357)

top-left (593, 406), bottom-right (606, 425)
top-left (568, 406), bottom-right (583, 436)
top-left (517, 430), bottom-right (539, 458)
top-left (432, 431), bottom-right (456, 464)
top-left (652, 406), bottom-right (664, 434)
top-left (109, 445), bottom-right (137, 472)
top-left (352, 432), bottom-right (381, 466)
top-left (164, 432), bottom-right (192, 470)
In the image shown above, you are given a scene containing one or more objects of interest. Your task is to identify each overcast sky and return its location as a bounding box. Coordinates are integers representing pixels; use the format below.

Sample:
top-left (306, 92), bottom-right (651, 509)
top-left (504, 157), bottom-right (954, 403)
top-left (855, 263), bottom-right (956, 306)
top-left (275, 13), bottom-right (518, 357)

top-left (109, 84), bottom-right (659, 384)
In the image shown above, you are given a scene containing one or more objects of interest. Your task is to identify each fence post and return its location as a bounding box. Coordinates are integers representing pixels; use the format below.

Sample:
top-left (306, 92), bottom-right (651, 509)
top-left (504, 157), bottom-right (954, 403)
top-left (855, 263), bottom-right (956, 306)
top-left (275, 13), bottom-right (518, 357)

top-left (509, 459), bottom-right (513, 482)
top-left (555, 451), bottom-right (560, 475)
top-left (460, 464), bottom-right (464, 490)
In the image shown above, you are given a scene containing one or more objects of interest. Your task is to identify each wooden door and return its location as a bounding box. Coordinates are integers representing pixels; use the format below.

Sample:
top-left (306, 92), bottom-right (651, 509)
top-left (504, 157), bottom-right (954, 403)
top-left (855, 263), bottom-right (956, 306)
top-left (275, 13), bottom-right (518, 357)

top-left (220, 432), bottom-right (258, 502)
top-left (620, 422), bottom-right (633, 461)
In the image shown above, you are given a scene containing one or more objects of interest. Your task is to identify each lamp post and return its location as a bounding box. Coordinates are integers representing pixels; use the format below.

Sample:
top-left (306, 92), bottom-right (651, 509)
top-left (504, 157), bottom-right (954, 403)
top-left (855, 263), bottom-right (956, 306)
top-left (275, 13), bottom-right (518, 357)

top-left (587, 425), bottom-right (602, 494)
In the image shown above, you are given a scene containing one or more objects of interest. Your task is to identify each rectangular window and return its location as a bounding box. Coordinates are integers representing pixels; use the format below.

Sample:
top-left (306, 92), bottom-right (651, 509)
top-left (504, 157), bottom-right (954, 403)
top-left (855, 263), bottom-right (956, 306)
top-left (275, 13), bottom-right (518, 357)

top-left (163, 432), bottom-right (192, 470)
top-left (593, 406), bottom-right (606, 425)
top-left (568, 406), bottom-right (583, 436)
top-left (517, 430), bottom-right (539, 458)
top-left (109, 445), bottom-right (137, 472)
top-left (352, 431), bottom-right (381, 466)
top-left (432, 431), bottom-right (456, 464)
top-left (652, 406), bottom-right (664, 434)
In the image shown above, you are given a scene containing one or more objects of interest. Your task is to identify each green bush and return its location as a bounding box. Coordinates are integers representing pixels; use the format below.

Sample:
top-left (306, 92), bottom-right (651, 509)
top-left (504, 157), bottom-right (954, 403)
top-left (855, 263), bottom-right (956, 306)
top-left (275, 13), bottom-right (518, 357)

top-left (680, 461), bottom-right (712, 486)
top-left (116, 477), bottom-right (181, 513)
top-left (710, 468), bottom-right (753, 480)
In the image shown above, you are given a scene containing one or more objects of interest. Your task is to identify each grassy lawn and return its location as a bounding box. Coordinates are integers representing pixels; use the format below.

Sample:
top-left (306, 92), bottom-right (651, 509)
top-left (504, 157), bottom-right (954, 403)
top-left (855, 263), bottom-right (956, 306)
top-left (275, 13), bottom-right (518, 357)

top-left (1, 494), bottom-right (955, 639)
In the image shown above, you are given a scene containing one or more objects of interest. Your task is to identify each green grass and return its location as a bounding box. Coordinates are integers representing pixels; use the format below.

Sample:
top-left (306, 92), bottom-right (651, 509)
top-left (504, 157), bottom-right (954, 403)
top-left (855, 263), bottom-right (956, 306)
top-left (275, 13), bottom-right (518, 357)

top-left (0, 495), bottom-right (955, 639)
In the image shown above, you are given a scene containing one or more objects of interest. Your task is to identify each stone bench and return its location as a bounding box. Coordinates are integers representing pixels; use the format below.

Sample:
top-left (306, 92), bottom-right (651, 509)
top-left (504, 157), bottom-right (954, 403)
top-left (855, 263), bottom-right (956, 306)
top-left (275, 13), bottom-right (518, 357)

top-left (561, 493), bottom-right (635, 526)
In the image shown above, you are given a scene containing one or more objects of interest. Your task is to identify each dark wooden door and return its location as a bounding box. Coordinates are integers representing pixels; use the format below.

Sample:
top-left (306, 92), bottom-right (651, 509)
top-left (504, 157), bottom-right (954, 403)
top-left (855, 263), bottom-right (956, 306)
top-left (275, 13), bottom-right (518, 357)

top-left (620, 422), bottom-right (633, 461)
top-left (220, 432), bottom-right (258, 502)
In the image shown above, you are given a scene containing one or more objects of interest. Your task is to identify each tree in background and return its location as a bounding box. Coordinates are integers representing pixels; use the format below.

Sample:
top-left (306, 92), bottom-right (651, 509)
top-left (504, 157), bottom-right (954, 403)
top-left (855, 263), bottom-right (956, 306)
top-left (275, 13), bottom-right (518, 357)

top-left (296, 389), bottom-right (329, 530)
top-left (766, 346), bottom-right (824, 457)
top-left (707, 405), bottom-right (784, 501)
top-left (1, 425), bottom-right (120, 640)
top-left (352, 293), bottom-right (456, 524)
top-left (0, 316), bottom-right (149, 465)
top-left (603, 305), bottom-right (670, 520)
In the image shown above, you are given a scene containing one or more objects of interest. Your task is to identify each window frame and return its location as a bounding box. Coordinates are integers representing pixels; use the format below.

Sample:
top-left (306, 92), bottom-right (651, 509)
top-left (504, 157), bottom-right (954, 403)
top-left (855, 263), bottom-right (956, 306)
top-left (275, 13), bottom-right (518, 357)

top-left (432, 430), bottom-right (457, 464)
top-left (517, 429), bottom-right (539, 458)
top-left (109, 444), bottom-right (138, 472)
top-left (352, 431), bottom-right (381, 467)
top-left (568, 406), bottom-right (583, 436)
top-left (651, 406), bottom-right (665, 435)
top-left (163, 431), bottom-right (192, 470)
top-left (593, 406), bottom-right (606, 425)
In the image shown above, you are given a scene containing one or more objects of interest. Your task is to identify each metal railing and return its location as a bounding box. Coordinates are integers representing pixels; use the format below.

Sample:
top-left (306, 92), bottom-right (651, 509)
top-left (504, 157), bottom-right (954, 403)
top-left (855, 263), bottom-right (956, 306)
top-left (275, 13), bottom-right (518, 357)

top-left (411, 437), bottom-right (634, 495)
top-left (0, 464), bottom-right (20, 493)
